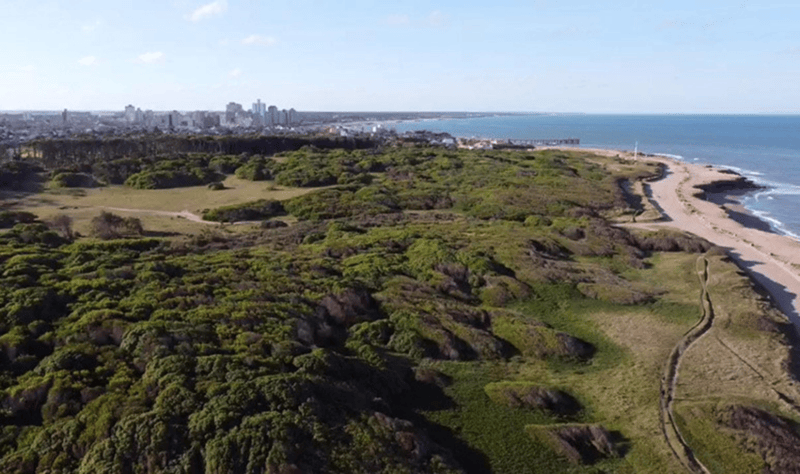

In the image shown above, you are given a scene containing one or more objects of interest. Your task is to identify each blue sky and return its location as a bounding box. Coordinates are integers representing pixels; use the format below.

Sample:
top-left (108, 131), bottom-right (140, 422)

top-left (1, 0), bottom-right (798, 112)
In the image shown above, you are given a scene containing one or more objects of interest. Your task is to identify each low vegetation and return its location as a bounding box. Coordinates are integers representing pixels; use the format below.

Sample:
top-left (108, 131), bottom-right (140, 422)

top-left (0, 139), bottom-right (797, 473)
top-left (202, 199), bottom-right (286, 223)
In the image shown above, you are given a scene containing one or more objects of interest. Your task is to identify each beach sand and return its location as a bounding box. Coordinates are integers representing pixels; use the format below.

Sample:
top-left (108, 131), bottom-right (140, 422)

top-left (567, 147), bottom-right (800, 331)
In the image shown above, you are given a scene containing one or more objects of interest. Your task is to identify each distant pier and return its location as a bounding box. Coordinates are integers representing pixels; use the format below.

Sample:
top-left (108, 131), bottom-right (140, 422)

top-left (507, 138), bottom-right (580, 146)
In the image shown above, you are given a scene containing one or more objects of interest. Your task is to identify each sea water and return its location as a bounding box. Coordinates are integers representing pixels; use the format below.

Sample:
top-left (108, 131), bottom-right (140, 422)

top-left (394, 114), bottom-right (800, 240)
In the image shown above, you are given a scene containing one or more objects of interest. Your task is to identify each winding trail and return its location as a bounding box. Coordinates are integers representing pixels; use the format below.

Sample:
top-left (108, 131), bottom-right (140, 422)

top-left (658, 256), bottom-right (713, 474)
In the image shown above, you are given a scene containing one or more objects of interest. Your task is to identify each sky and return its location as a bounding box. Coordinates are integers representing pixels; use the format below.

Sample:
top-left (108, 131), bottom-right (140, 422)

top-left (1, 0), bottom-right (799, 113)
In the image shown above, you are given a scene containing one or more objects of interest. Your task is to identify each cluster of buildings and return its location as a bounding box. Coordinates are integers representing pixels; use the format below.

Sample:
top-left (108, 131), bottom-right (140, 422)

top-left (227, 100), bottom-right (297, 128)
top-left (122, 100), bottom-right (299, 131)
top-left (0, 100), bottom-right (306, 147)
top-left (0, 107), bottom-right (488, 151)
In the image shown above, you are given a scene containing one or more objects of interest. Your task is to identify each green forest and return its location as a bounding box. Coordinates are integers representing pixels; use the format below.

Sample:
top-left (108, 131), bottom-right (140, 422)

top-left (0, 138), bottom-right (798, 473)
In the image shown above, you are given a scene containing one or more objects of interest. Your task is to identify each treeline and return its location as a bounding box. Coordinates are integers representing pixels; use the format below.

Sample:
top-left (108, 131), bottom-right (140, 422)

top-left (7, 135), bottom-right (372, 191)
top-left (27, 134), bottom-right (376, 170)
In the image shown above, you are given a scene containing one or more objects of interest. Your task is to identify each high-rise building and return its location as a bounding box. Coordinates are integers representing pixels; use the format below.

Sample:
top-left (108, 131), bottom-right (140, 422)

top-left (226, 102), bottom-right (244, 114)
top-left (288, 108), bottom-right (297, 125)
top-left (268, 105), bottom-right (278, 126)
top-left (124, 105), bottom-right (136, 123)
top-left (226, 102), bottom-right (244, 125)
top-left (251, 100), bottom-right (267, 127)
top-left (252, 99), bottom-right (266, 117)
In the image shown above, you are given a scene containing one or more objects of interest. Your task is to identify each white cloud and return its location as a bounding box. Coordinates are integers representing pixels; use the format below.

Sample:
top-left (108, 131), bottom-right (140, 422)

top-left (386, 14), bottom-right (410, 26)
top-left (242, 34), bottom-right (277, 46)
top-left (229, 68), bottom-right (242, 78)
top-left (78, 56), bottom-right (98, 66)
top-left (188, 0), bottom-right (228, 22)
top-left (137, 51), bottom-right (165, 64)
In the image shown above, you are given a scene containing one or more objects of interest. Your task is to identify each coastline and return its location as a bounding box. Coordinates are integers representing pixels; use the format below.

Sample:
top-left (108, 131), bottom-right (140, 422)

top-left (566, 146), bottom-right (800, 332)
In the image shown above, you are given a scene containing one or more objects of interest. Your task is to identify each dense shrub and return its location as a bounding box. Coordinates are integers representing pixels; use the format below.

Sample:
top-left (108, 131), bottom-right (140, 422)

top-left (272, 148), bottom-right (380, 187)
top-left (51, 172), bottom-right (97, 188)
top-left (284, 188), bottom-right (399, 220)
top-left (202, 199), bottom-right (286, 222)
top-left (234, 156), bottom-right (274, 181)
top-left (90, 212), bottom-right (144, 239)
top-left (2, 223), bottom-right (65, 246)
top-left (125, 168), bottom-right (220, 189)
top-left (209, 154), bottom-right (247, 174)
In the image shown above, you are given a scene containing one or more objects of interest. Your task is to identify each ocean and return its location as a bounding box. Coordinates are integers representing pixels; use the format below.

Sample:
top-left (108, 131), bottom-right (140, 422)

top-left (393, 114), bottom-right (800, 240)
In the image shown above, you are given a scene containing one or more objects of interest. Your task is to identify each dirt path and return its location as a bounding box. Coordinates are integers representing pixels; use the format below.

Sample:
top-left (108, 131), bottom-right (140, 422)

top-left (659, 256), bottom-right (713, 474)
top-left (102, 207), bottom-right (219, 225)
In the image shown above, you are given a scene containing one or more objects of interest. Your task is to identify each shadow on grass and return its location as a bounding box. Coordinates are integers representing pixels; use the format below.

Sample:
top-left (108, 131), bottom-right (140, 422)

top-left (610, 429), bottom-right (631, 460)
top-left (401, 410), bottom-right (492, 474)
top-left (394, 378), bottom-right (491, 474)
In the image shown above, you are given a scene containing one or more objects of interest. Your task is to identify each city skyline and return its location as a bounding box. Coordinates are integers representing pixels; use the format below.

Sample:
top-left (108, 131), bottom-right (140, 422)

top-left (1, 1), bottom-right (799, 113)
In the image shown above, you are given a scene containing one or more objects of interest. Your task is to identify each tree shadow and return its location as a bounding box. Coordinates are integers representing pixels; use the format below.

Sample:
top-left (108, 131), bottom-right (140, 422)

top-left (610, 430), bottom-right (631, 459)
top-left (392, 372), bottom-right (491, 474)
top-left (400, 410), bottom-right (492, 474)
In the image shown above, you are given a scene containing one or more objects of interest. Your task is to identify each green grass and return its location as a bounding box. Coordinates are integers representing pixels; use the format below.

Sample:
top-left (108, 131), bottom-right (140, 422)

top-left (10, 175), bottom-right (322, 236)
top-left (510, 284), bottom-right (631, 374)
top-left (41, 175), bottom-right (314, 212)
top-left (414, 361), bottom-right (584, 474)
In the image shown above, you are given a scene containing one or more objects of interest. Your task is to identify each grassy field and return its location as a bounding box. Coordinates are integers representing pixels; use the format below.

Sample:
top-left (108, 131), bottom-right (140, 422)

top-left (3, 175), bottom-right (319, 236)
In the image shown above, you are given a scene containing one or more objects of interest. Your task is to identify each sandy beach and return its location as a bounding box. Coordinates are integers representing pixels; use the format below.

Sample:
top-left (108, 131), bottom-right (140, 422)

top-left (570, 147), bottom-right (800, 331)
